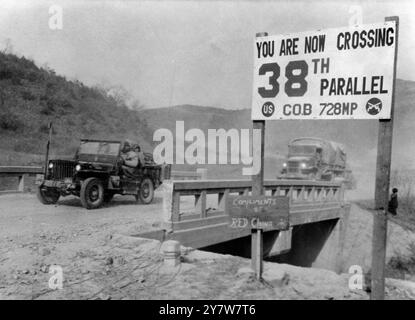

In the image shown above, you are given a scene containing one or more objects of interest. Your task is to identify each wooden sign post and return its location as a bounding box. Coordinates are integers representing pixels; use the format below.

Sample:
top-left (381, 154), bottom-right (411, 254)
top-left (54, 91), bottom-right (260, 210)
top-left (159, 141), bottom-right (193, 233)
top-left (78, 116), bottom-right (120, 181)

top-left (251, 122), bottom-right (266, 279)
top-left (371, 16), bottom-right (399, 300)
top-left (250, 32), bottom-right (268, 280)
top-left (227, 194), bottom-right (290, 279)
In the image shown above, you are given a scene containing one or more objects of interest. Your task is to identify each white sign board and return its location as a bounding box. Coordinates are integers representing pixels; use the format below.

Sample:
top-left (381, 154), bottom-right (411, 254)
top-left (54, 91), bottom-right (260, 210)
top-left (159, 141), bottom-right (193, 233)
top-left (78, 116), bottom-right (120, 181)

top-left (252, 22), bottom-right (396, 120)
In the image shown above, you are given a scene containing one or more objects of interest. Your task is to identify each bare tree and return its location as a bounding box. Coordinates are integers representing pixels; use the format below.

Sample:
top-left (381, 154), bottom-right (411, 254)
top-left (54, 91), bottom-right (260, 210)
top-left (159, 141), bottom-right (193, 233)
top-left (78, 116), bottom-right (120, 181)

top-left (2, 38), bottom-right (13, 54)
top-left (95, 82), bottom-right (144, 111)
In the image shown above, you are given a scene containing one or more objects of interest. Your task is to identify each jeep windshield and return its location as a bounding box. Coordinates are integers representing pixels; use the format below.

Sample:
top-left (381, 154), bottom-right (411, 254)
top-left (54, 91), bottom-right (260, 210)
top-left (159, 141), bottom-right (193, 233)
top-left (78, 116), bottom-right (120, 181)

top-left (77, 141), bottom-right (121, 163)
top-left (78, 141), bottom-right (120, 156)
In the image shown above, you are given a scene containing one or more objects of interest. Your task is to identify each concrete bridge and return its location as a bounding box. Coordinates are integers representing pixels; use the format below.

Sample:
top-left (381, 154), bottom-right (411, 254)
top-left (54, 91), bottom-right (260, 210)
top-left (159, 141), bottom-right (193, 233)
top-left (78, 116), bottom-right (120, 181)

top-left (139, 179), bottom-right (350, 273)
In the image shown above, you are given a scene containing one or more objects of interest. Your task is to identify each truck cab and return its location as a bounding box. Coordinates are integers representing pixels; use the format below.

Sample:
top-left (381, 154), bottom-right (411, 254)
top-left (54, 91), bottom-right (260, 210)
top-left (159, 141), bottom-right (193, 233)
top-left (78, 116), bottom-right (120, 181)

top-left (280, 141), bottom-right (323, 180)
top-left (279, 137), bottom-right (346, 181)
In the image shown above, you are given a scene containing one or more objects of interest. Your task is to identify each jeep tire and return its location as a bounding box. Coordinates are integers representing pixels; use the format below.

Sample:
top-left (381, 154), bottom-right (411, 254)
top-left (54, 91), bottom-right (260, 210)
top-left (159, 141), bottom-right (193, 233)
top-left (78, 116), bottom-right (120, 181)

top-left (80, 178), bottom-right (104, 209)
top-left (137, 178), bottom-right (154, 204)
top-left (37, 186), bottom-right (60, 205)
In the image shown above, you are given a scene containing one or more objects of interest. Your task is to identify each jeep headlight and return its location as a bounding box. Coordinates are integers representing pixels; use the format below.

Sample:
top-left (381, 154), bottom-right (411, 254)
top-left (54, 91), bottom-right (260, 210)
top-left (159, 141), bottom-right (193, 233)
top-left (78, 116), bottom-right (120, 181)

top-left (301, 163), bottom-right (307, 169)
top-left (48, 162), bottom-right (54, 169)
top-left (75, 164), bottom-right (81, 171)
top-left (283, 162), bottom-right (287, 168)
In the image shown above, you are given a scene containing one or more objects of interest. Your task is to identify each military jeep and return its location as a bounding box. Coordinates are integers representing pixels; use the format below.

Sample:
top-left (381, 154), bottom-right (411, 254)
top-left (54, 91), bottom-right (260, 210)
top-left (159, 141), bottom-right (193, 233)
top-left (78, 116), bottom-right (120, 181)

top-left (36, 139), bottom-right (171, 209)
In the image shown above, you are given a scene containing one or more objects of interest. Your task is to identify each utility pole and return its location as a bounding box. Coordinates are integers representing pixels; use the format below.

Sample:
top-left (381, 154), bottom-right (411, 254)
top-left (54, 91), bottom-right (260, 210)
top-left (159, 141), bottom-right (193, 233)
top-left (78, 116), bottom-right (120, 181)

top-left (44, 122), bottom-right (53, 176)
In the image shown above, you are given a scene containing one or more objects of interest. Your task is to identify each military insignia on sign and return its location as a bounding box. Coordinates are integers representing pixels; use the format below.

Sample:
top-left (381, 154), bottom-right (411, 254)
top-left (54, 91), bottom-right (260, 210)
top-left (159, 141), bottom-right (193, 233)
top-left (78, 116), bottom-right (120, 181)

top-left (366, 98), bottom-right (382, 115)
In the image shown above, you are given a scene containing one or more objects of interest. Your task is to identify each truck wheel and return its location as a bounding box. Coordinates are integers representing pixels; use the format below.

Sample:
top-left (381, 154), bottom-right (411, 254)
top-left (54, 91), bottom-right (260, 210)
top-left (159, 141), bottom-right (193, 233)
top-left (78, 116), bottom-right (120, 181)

top-left (37, 187), bottom-right (60, 205)
top-left (80, 178), bottom-right (104, 209)
top-left (137, 178), bottom-right (154, 204)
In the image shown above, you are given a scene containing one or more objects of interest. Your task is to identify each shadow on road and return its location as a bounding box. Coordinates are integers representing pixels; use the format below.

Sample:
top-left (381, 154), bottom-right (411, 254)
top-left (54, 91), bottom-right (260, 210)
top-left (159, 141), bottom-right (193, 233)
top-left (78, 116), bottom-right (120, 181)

top-left (56, 195), bottom-right (164, 208)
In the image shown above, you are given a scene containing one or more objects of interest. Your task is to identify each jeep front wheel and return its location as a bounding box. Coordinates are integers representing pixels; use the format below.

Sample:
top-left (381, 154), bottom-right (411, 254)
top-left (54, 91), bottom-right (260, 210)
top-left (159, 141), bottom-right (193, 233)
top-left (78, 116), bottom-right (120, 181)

top-left (80, 178), bottom-right (104, 209)
top-left (137, 178), bottom-right (154, 204)
top-left (37, 187), bottom-right (60, 205)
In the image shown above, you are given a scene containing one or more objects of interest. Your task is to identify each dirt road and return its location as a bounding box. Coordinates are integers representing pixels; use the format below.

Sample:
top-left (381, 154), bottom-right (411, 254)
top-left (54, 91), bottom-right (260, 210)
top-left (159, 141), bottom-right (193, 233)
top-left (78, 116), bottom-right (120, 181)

top-left (0, 192), bottom-right (165, 299)
top-left (0, 193), bottom-right (414, 299)
top-left (0, 193), bottom-right (164, 238)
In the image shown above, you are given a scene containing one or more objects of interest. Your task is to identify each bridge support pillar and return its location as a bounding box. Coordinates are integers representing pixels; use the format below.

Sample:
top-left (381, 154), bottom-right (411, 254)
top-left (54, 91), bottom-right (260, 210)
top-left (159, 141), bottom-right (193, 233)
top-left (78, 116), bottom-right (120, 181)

top-left (304, 204), bottom-right (351, 273)
top-left (267, 228), bottom-right (292, 256)
top-left (270, 204), bottom-right (351, 273)
top-left (310, 221), bottom-right (343, 272)
top-left (335, 204), bottom-right (351, 273)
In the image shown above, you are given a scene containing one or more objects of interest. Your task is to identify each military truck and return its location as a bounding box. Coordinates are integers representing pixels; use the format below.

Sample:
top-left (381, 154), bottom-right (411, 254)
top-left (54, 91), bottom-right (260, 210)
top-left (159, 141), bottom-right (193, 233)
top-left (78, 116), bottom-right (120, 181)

top-left (36, 139), bottom-right (171, 209)
top-left (279, 137), bottom-right (349, 181)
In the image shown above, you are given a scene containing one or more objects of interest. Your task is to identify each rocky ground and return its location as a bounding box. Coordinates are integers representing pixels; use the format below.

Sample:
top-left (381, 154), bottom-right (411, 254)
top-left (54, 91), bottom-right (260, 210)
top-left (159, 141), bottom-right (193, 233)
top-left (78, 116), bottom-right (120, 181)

top-left (0, 192), bottom-right (415, 300)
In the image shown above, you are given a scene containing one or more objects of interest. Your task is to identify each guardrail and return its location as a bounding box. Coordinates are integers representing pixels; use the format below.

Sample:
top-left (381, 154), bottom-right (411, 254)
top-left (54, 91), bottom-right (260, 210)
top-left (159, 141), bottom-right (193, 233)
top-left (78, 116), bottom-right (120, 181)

top-left (160, 179), bottom-right (347, 248)
top-left (0, 166), bottom-right (208, 194)
top-left (0, 166), bottom-right (43, 194)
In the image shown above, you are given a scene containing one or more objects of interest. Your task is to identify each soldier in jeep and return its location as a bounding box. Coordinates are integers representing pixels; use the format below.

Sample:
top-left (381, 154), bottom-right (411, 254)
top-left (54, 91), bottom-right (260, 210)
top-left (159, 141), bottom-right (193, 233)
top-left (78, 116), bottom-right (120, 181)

top-left (121, 141), bottom-right (145, 177)
top-left (133, 144), bottom-right (146, 168)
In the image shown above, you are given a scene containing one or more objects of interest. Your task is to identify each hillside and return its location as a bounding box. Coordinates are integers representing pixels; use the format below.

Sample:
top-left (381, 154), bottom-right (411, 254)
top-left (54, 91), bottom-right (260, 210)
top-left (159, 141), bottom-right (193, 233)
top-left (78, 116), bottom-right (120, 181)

top-left (0, 52), bottom-right (152, 164)
top-left (142, 105), bottom-right (250, 132)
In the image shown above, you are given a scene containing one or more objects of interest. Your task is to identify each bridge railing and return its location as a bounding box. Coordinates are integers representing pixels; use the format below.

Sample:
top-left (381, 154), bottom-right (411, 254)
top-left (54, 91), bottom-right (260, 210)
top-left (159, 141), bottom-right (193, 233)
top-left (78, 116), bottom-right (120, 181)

top-left (164, 179), bottom-right (345, 232)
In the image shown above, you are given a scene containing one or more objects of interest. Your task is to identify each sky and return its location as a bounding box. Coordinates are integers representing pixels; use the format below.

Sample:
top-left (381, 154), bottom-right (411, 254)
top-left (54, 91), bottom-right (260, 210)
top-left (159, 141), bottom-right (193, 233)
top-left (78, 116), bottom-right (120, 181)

top-left (0, 0), bottom-right (414, 109)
